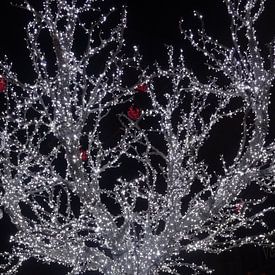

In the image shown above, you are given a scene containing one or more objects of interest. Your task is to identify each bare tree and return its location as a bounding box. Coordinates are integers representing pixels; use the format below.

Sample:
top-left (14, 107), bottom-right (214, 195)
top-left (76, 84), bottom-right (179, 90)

top-left (0, 0), bottom-right (275, 274)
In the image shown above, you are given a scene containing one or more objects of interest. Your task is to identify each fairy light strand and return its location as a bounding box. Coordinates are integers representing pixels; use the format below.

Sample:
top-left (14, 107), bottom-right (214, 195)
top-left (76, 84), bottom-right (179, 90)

top-left (0, 0), bottom-right (275, 274)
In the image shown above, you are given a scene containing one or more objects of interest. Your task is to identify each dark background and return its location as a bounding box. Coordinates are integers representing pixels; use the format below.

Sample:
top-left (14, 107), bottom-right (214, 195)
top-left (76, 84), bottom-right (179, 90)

top-left (0, 0), bottom-right (275, 274)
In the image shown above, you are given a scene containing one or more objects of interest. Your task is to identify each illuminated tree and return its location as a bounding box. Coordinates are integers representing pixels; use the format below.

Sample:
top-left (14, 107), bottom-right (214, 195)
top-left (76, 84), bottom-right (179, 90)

top-left (0, 0), bottom-right (275, 274)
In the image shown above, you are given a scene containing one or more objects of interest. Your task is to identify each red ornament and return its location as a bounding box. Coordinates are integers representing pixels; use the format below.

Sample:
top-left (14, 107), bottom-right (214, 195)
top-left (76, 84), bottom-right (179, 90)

top-left (235, 200), bottom-right (244, 214)
top-left (80, 149), bottom-right (88, 161)
top-left (135, 83), bottom-right (148, 93)
top-left (127, 106), bottom-right (141, 120)
top-left (0, 75), bottom-right (7, 93)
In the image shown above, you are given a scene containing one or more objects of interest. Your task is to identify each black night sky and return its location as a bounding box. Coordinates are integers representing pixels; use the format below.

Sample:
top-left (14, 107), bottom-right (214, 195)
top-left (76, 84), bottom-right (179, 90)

top-left (0, 0), bottom-right (275, 274)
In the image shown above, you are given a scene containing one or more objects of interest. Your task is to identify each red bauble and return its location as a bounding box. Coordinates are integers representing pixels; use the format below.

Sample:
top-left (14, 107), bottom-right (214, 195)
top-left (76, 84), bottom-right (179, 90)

top-left (127, 106), bottom-right (141, 120)
top-left (0, 75), bottom-right (7, 93)
top-left (80, 149), bottom-right (88, 161)
top-left (135, 83), bottom-right (148, 93)
top-left (235, 201), bottom-right (243, 214)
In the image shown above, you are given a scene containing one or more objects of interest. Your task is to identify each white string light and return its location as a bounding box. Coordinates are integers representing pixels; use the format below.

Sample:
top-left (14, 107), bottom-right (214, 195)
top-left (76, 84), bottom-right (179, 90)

top-left (0, 0), bottom-right (274, 274)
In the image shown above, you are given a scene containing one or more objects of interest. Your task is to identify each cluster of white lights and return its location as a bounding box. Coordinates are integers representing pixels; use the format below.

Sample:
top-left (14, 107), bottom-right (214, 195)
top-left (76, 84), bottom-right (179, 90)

top-left (0, 0), bottom-right (275, 274)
